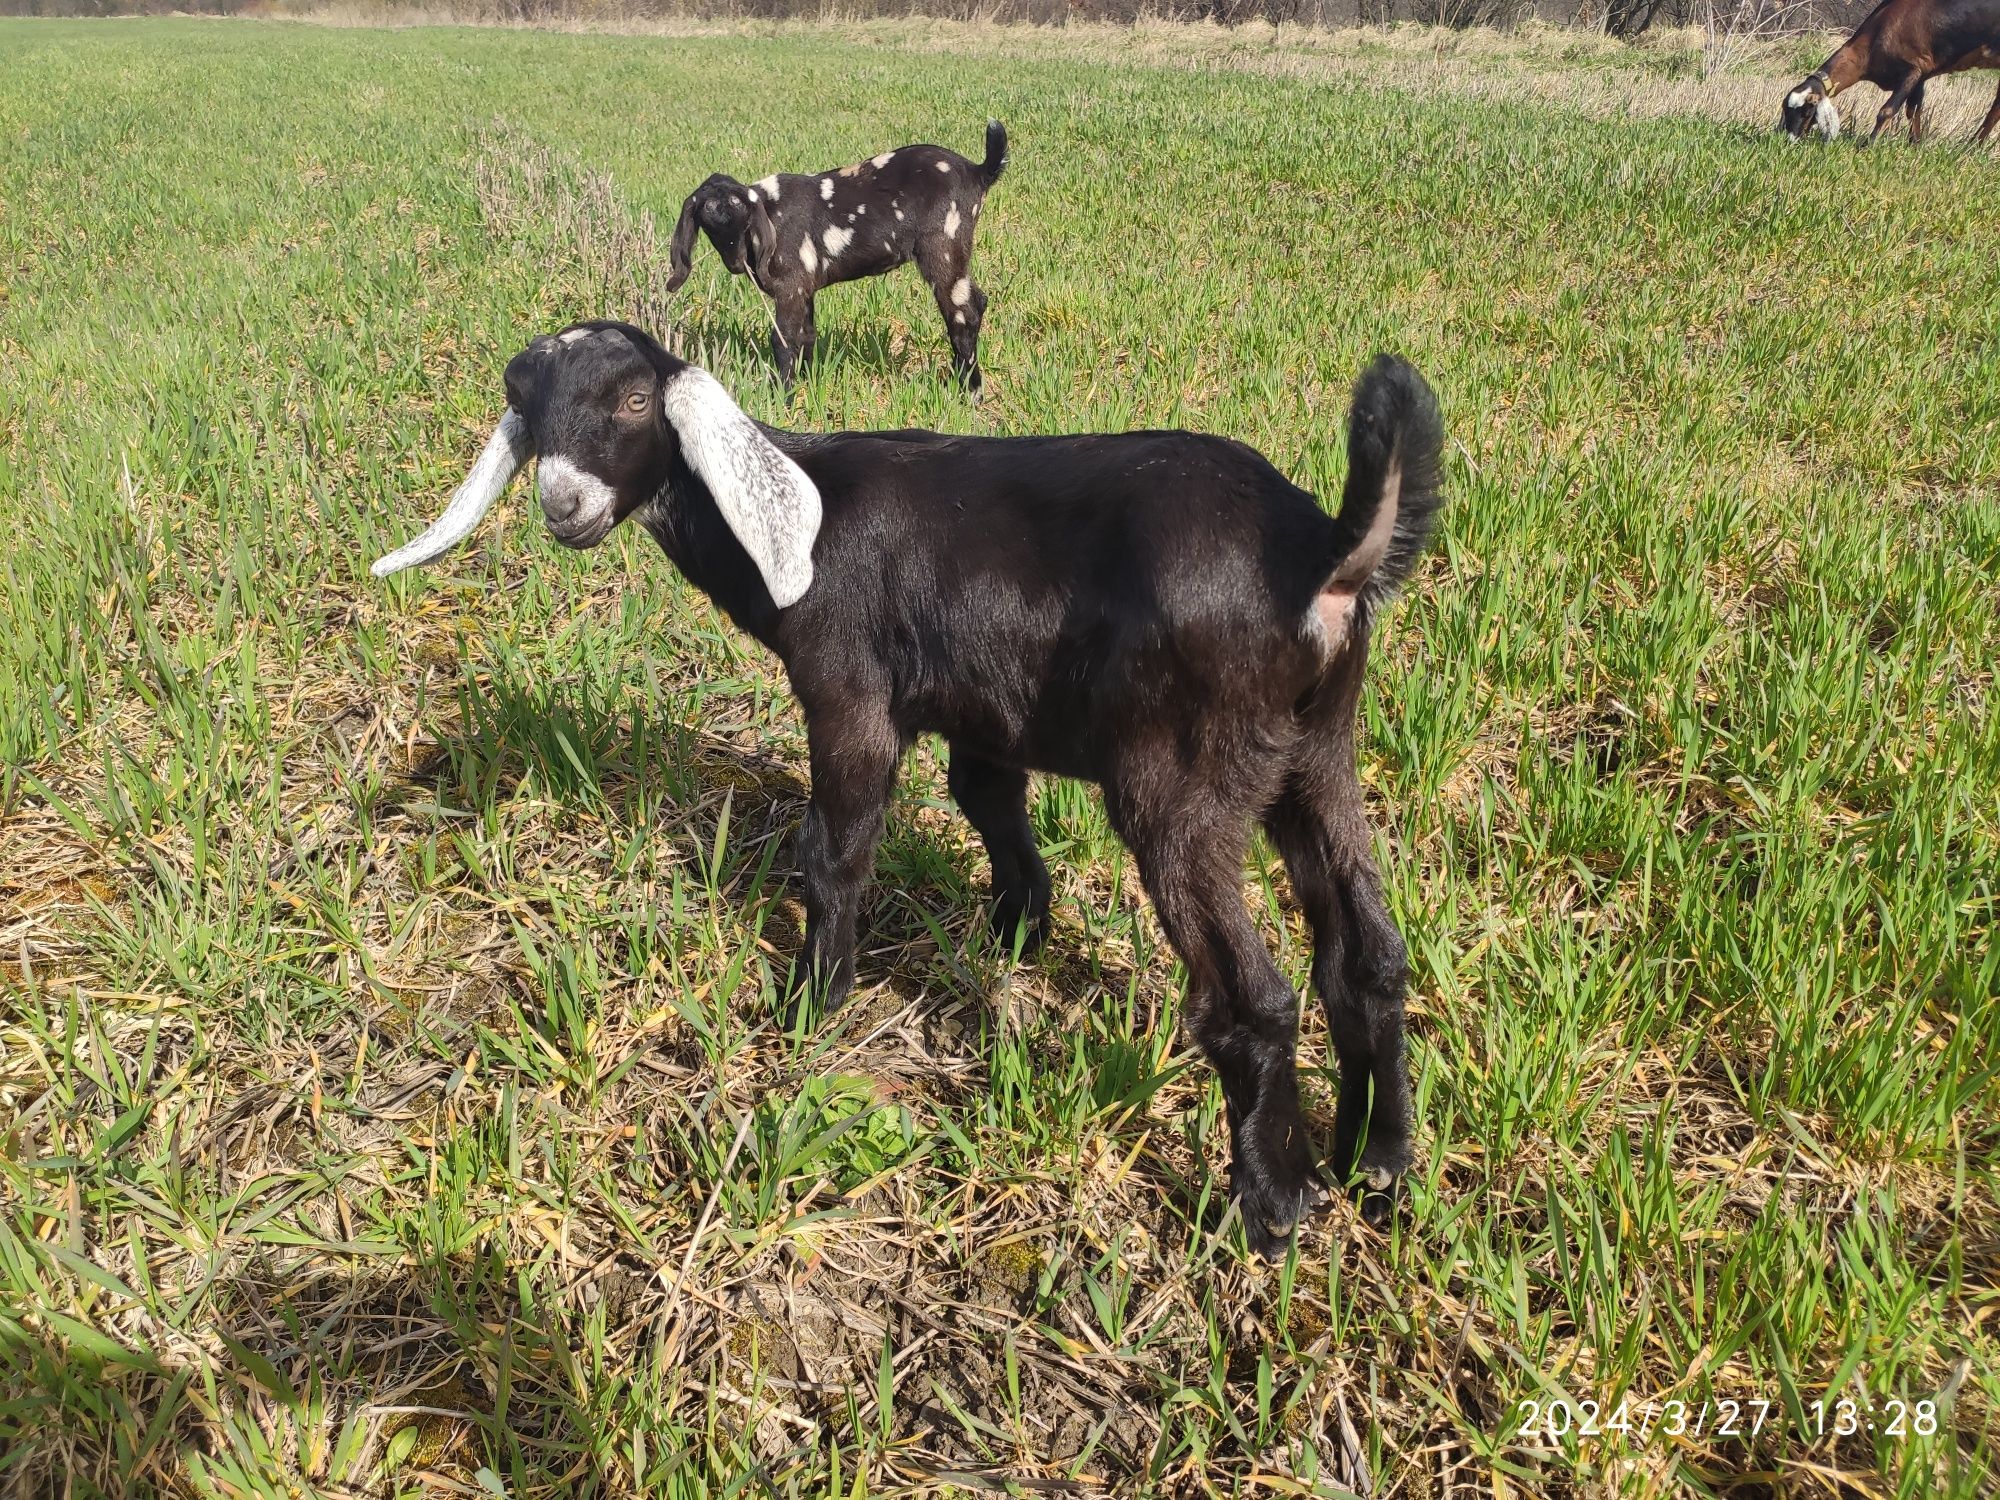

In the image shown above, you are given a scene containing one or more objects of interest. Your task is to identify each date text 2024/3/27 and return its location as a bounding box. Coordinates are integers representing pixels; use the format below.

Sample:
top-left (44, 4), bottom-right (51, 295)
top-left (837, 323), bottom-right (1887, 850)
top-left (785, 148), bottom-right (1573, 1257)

top-left (1513, 1396), bottom-right (1942, 1444)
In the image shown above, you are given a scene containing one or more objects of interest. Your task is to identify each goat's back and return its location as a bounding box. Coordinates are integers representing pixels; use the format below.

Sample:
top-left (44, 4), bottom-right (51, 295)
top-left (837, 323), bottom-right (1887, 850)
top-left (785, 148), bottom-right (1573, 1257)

top-left (770, 429), bottom-right (1343, 775)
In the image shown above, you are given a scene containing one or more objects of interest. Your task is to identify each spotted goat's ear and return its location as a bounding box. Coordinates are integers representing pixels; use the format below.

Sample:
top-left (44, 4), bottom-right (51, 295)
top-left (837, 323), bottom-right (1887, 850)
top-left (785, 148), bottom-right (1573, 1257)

top-left (660, 367), bottom-right (822, 608)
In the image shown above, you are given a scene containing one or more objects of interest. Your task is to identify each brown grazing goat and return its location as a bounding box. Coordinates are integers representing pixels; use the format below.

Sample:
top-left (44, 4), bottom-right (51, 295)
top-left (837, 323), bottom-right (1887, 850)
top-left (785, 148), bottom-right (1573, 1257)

top-left (1781, 0), bottom-right (2000, 143)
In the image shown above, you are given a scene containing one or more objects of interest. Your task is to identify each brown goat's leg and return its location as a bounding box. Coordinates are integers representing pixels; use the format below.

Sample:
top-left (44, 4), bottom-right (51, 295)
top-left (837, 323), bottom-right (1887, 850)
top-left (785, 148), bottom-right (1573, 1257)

top-left (1111, 778), bottom-right (1322, 1257)
top-left (946, 745), bottom-right (1050, 955)
top-left (787, 705), bottom-right (902, 1020)
top-left (1976, 79), bottom-right (2000, 143)
top-left (1908, 78), bottom-right (1928, 143)
top-left (1872, 71), bottom-right (1921, 141)
top-left (917, 237), bottom-right (986, 397)
top-left (770, 290), bottom-right (816, 392)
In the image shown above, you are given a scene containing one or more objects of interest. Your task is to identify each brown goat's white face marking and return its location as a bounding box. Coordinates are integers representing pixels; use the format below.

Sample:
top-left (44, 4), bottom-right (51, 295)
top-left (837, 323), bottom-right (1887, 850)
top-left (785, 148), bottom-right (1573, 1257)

top-left (950, 277), bottom-right (972, 307)
top-left (819, 176), bottom-right (834, 201)
top-left (1785, 89), bottom-right (1807, 108)
top-left (822, 225), bottom-right (853, 257)
top-left (943, 204), bottom-right (961, 237)
top-left (799, 238), bottom-right (818, 275)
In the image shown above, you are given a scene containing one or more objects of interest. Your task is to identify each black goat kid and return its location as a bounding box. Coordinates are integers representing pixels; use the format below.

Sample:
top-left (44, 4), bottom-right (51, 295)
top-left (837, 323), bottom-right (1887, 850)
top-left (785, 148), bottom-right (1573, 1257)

top-left (666, 122), bottom-right (1006, 394)
top-left (371, 323), bottom-right (1445, 1256)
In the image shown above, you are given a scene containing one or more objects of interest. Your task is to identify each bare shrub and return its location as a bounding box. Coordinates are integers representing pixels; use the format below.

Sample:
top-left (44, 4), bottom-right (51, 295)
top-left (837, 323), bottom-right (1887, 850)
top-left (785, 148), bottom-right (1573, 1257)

top-left (1700, 0), bottom-right (1813, 75)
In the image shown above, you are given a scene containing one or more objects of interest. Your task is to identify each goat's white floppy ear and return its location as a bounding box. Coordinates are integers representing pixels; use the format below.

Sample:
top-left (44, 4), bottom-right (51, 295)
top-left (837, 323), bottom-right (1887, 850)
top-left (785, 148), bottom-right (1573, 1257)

top-left (660, 368), bottom-right (822, 607)
top-left (1814, 97), bottom-right (1842, 139)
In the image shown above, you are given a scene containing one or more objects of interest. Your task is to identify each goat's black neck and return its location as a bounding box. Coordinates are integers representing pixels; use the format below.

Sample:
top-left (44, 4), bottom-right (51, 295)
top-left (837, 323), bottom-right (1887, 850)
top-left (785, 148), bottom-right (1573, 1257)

top-left (635, 451), bottom-right (786, 649)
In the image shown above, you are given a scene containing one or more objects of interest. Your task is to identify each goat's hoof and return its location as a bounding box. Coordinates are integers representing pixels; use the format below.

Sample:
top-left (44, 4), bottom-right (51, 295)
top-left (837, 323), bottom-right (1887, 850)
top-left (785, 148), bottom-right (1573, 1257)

top-left (1355, 1166), bottom-right (1399, 1229)
top-left (1242, 1179), bottom-right (1330, 1259)
top-left (989, 898), bottom-right (1050, 958)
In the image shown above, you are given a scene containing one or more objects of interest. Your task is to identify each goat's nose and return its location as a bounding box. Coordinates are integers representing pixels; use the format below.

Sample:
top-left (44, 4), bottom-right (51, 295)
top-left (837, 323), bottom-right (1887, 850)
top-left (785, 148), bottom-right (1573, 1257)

top-left (538, 472), bottom-right (579, 521)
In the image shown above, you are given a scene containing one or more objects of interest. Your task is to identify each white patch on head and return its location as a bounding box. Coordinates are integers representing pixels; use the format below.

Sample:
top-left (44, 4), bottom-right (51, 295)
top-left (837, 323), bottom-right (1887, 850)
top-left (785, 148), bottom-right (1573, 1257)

top-left (935, 160), bottom-right (951, 173)
top-left (950, 277), bottom-right (971, 306)
top-left (799, 238), bottom-right (818, 275)
top-left (819, 176), bottom-right (834, 201)
top-left (871, 151), bottom-right (893, 168)
top-left (755, 175), bottom-right (780, 200)
top-left (943, 204), bottom-right (961, 237)
top-left (822, 225), bottom-right (853, 257)
top-left (660, 367), bottom-right (822, 608)
top-left (1786, 89), bottom-right (1806, 108)
top-left (536, 453), bottom-right (618, 534)
top-left (1815, 97), bottom-right (1842, 139)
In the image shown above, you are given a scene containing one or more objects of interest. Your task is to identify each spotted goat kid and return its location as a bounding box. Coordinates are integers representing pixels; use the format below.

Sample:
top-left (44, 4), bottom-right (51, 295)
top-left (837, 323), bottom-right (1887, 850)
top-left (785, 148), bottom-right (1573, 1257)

top-left (665, 121), bottom-right (1007, 395)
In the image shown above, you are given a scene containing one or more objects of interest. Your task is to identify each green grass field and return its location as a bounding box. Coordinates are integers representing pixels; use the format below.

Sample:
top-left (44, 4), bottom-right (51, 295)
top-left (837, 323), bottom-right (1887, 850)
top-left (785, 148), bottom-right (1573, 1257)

top-left (1, 15), bottom-right (1996, 1497)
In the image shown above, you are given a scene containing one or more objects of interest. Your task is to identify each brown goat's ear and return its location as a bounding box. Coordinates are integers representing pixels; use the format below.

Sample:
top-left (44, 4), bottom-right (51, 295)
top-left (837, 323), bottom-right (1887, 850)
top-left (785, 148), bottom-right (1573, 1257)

top-left (666, 190), bottom-right (704, 292)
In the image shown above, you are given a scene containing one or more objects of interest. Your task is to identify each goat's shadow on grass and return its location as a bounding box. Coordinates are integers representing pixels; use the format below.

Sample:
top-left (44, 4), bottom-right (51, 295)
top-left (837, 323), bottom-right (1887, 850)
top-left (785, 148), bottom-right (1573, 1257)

top-left (674, 304), bottom-right (937, 404)
top-left (398, 649), bottom-right (1124, 1026)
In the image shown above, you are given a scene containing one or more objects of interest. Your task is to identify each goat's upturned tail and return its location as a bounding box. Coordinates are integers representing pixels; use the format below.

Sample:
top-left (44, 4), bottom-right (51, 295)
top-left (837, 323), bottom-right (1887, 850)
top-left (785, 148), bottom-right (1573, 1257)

top-left (1316, 354), bottom-right (1445, 641)
top-left (979, 119), bottom-right (1008, 187)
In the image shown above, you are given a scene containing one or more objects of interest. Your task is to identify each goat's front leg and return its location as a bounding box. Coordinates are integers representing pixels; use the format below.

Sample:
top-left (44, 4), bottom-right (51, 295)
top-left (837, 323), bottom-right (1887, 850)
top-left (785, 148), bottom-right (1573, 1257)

top-left (1871, 70), bottom-right (1922, 141)
top-left (946, 744), bottom-right (1050, 955)
top-left (1112, 781), bottom-right (1322, 1258)
top-left (786, 705), bottom-right (903, 1020)
top-left (770, 289), bottom-right (817, 393)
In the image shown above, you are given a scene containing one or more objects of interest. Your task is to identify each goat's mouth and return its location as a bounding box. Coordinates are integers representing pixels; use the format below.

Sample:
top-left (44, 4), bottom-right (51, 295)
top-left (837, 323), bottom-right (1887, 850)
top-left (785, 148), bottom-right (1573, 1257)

top-left (536, 455), bottom-right (621, 549)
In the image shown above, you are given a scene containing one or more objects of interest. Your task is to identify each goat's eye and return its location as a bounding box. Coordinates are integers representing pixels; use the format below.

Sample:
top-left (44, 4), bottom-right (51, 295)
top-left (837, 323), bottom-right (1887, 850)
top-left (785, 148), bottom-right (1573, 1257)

top-left (625, 391), bottom-right (650, 413)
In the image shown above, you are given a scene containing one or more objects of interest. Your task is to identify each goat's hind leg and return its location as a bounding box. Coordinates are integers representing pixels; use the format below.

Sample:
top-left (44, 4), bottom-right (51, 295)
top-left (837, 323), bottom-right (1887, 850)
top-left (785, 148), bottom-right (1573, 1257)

top-left (1111, 776), bottom-right (1323, 1257)
top-left (1264, 757), bottom-right (1413, 1227)
top-left (916, 237), bottom-right (986, 397)
top-left (1976, 77), bottom-right (2000, 144)
top-left (947, 744), bottom-right (1050, 955)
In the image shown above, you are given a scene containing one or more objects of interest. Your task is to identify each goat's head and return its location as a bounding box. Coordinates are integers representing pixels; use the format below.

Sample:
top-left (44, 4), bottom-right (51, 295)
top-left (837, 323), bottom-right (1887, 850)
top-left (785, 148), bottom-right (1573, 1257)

top-left (1780, 75), bottom-right (1841, 140)
top-left (666, 174), bottom-right (774, 292)
top-left (371, 323), bottom-right (822, 606)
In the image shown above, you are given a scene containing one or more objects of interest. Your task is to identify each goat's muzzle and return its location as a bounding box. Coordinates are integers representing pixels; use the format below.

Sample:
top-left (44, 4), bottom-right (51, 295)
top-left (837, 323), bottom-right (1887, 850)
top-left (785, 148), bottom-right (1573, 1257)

top-left (371, 409), bottom-right (532, 577)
